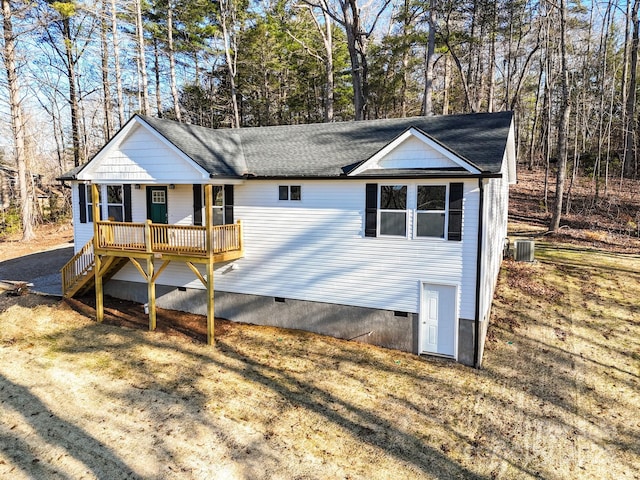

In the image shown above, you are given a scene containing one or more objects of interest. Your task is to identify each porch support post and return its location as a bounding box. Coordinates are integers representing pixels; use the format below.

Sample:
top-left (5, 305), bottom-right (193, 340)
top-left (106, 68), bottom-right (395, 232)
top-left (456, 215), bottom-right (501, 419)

top-left (206, 259), bottom-right (214, 345)
top-left (147, 255), bottom-right (156, 331)
top-left (91, 183), bottom-right (104, 323)
top-left (204, 184), bottom-right (215, 345)
top-left (95, 255), bottom-right (104, 323)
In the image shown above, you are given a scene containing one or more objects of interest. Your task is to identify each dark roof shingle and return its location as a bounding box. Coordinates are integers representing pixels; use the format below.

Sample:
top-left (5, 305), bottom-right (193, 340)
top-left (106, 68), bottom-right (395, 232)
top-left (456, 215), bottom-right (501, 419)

top-left (62, 111), bottom-right (513, 180)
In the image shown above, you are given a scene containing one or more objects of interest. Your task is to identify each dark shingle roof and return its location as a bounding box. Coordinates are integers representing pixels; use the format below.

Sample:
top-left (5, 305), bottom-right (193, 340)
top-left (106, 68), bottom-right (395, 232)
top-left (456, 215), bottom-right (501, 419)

top-left (139, 116), bottom-right (247, 178)
top-left (61, 112), bottom-right (513, 180)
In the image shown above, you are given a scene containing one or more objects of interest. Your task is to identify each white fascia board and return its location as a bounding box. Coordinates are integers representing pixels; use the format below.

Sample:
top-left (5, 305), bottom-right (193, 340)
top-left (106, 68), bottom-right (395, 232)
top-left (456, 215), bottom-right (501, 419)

top-left (77, 116), bottom-right (210, 182)
top-left (348, 127), bottom-right (482, 176)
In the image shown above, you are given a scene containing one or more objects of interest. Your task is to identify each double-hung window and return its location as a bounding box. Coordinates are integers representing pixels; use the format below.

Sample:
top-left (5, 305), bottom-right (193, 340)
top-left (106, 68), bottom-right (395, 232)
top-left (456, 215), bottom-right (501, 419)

top-left (365, 182), bottom-right (463, 240)
top-left (107, 185), bottom-right (124, 221)
top-left (379, 185), bottom-right (407, 236)
top-left (212, 186), bottom-right (224, 225)
top-left (416, 185), bottom-right (447, 238)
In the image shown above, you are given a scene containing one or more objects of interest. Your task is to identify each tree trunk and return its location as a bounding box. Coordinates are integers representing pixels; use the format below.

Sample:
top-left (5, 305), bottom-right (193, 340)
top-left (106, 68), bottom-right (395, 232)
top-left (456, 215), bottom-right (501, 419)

top-left (101, 0), bottom-right (114, 139)
top-left (322, 9), bottom-right (334, 122)
top-left (111, 0), bottom-right (125, 126)
top-left (421, 2), bottom-right (436, 116)
top-left (341, 0), bottom-right (365, 120)
top-left (550, 0), bottom-right (571, 232)
top-left (167, 1), bottom-right (181, 121)
top-left (487, 6), bottom-right (496, 113)
top-left (308, 3), bottom-right (334, 122)
top-left (219, 0), bottom-right (240, 128)
top-left (58, 15), bottom-right (82, 167)
top-left (153, 38), bottom-right (162, 117)
top-left (1, 0), bottom-right (34, 240)
top-left (442, 54), bottom-right (450, 115)
top-left (623, 0), bottom-right (639, 179)
top-left (135, 0), bottom-right (150, 115)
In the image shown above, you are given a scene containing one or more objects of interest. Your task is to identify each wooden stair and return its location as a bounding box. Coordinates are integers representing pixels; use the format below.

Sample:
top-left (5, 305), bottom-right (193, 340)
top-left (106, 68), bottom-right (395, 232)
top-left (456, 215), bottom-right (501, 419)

top-left (61, 239), bottom-right (128, 298)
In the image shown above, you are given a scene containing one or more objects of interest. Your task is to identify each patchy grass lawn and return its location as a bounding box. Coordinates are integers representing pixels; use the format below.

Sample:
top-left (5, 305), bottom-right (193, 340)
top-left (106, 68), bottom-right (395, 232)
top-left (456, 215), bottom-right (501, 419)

top-left (1, 243), bottom-right (639, 479)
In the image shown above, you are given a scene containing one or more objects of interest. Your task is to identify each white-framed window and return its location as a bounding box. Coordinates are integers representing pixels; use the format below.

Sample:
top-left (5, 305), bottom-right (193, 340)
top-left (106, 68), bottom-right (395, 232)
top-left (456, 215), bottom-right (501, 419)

top-left (87, 186), bottom-right (101, 222)
top-left (415, 185), bottom-right (447, 238)
top-left (279, 185), bottom-right (301, 201)
top-left (107, 185), bottom-right (125, 221)
top-left (212, 185), bottom-right (224, 225)
top-left (379, 185), bottom-right (407, 237)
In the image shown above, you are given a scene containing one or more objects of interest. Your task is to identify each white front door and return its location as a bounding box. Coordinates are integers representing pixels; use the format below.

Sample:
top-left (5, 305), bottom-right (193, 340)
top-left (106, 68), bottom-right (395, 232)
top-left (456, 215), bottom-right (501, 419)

top-left (420, 283), bottom-right (457, 357)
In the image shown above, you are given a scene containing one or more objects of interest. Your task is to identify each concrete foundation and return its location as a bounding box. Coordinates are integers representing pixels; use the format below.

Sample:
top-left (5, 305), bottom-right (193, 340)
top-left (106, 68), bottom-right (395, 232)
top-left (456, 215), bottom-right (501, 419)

top-left (105, 280), bottom-right (481, 365)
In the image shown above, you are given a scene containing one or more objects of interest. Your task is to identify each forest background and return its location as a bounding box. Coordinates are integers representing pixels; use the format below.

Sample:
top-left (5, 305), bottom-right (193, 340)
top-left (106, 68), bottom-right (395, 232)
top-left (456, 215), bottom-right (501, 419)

top-left (1, 0), bottom-right (639, 240)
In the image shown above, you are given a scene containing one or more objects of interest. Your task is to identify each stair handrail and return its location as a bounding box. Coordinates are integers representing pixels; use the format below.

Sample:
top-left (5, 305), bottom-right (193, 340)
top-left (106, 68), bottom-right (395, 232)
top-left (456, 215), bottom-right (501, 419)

top-left (61, 239), bottom-right (95, 296)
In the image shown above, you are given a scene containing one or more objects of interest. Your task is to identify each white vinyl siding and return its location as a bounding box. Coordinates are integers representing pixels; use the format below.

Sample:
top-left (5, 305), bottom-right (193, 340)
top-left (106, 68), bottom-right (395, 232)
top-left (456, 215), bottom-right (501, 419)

top-left (112, 180), bottom-right (481, 318)
top-left (71, 183), bottom-right (94, 251)
top-left (79, 125), bottom-right (208, 183)
top-left (478, 161), bottom-right (510, 324)
top-left (377, 135), bottom-right (463, 170)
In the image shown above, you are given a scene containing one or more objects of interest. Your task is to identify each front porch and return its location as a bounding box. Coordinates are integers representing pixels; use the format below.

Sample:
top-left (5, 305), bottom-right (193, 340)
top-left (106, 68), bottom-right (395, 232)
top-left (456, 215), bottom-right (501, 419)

top-left (61, 183), bottom-right (243, 345)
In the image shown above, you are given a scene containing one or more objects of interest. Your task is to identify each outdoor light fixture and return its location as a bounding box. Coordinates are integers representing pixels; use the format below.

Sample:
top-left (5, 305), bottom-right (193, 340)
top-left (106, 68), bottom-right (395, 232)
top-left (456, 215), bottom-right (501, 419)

top-left (169, 184), bottom-right (175, 189)
top-left (134, 184), bottom-right (141, 189)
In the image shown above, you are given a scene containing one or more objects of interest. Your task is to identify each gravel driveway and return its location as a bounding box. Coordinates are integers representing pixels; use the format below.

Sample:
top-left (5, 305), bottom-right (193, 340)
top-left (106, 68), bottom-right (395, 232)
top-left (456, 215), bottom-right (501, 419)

top-left (0, 243), bottom-right (74, 295)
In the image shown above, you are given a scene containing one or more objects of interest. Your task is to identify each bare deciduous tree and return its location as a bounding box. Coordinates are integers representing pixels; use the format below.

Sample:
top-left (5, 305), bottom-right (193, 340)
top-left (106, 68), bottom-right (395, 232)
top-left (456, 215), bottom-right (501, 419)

top-left (1, 0), bottom-right (34, 240)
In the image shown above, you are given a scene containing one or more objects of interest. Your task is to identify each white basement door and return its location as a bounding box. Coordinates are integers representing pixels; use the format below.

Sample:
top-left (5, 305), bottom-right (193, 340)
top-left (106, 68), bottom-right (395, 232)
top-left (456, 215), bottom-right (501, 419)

top-left (420, 283), bottom-right (457, 357)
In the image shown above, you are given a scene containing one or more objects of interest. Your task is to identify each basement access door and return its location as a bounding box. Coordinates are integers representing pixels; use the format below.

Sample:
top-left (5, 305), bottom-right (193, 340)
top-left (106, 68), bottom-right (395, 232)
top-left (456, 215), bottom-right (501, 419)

top-left (420, 282), bottom-right (458, 358)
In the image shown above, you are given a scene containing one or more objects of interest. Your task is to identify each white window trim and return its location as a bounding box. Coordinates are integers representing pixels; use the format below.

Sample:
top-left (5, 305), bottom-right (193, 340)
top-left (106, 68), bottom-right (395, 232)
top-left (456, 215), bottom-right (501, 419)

top-left (378, 184), bottom-right (409, 238)
top-left (413, 184), bottom-right (449, 241)
top-left (106, 184), bottom-right (125, 222)
top-left (212, 185), bottom-right (225, 226)
top-left (278, 185), bottom-right (302, 202)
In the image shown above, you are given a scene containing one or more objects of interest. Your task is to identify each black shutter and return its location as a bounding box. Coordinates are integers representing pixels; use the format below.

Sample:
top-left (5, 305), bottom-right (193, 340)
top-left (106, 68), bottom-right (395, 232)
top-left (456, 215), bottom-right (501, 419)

top-left (78, 184), bottom-right (87, 224)
top-left (123, 184), bottom-right (132, 222)
top-left (224, 185), bottom-right (234, 224)
top-left (193, 184), bottom-right (203, 226)
top-left (448, 182), bottom-right (464, 241)
top-left (365, 183), bottom-right (378, 237)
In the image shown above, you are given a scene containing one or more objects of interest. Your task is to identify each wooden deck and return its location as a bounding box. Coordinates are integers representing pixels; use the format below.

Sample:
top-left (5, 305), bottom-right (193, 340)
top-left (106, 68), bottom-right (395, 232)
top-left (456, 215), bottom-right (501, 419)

top-left (95, 220), bottom-right (243, 262)
top-left (62, 183), bottom-right (239, 346)
top-left (62, 220), bottom-right (244, 299)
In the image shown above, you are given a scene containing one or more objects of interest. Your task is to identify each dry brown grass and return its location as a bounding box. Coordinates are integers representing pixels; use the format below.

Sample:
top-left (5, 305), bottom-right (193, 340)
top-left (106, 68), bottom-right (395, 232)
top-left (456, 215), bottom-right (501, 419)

top-left (1, 241), bottom-right (639, 479)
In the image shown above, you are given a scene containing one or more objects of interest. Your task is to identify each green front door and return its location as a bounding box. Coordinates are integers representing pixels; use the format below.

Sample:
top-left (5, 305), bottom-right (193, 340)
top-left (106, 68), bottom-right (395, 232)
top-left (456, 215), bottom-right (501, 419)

top-left (147, 186), bottom-right (168, 224)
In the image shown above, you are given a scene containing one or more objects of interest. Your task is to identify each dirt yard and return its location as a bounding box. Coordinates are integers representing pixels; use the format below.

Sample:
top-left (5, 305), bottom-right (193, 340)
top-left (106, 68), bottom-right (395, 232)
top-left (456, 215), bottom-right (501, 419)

top-left (1, 233), bottom-right (639, 478)
top-left (1, 175), bottom-right (639, 479)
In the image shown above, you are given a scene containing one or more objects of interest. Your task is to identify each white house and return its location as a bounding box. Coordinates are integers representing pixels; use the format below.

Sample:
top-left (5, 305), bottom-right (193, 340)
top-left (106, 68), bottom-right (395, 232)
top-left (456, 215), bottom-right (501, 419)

top-left (60, 112), bottom-right (516, 367)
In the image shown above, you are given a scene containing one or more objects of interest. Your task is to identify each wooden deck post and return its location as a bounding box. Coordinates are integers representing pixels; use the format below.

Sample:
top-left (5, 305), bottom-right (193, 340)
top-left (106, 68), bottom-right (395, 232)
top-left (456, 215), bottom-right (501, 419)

top-left (95, 255), bottom-right (104, 323)
top-left (91, 183), bottom-right (104, 323)
top-left (206, 259), bottom-right (214, 344)
top-left (147, 256), bottom-right (156, 331)
top-left (204, 184), bottom-right (215, 344)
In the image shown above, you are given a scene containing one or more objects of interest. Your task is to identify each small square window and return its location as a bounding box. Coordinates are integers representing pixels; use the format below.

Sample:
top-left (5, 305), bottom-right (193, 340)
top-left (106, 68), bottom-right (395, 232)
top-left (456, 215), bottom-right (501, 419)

top-left (279, 185), bottom-right (301, 201)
